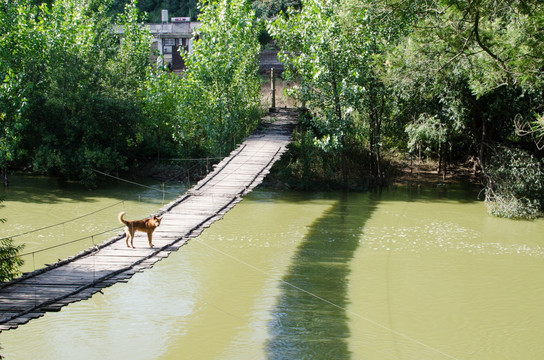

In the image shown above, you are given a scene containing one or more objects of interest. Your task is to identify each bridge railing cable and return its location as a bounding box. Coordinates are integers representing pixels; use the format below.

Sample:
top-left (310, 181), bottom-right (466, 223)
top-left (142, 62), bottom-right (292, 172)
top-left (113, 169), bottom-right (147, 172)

top-left (4, 157), bottom-right (228, 266)
top-left (12, 226), bottom-right (123, 260)
top-left (2, 172), bottom-right (188, 262)
top-left (4, 161), bottom-right (211, 242)
top-left (0, 201), bottom-right (125, 242)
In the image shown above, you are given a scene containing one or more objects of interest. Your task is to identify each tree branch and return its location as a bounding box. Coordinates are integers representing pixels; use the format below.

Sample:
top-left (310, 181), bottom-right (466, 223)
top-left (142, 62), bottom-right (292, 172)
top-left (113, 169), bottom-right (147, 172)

top-left (473, 9), bottom-right (510, 75)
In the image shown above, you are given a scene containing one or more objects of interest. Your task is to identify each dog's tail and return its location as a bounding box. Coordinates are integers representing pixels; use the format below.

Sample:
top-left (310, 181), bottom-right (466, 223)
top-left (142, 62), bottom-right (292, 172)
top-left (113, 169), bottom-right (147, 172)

top-left (118, 211), bottom-right (128, 225)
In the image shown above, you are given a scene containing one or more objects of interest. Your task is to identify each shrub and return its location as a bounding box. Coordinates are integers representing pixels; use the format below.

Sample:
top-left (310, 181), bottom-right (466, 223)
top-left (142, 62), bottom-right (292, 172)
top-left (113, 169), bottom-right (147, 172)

top-left (0, 237), bottom-right (24, 283)
top-left (485, 146), bottom-right (544, 219)
top-left (0, 198), bottom-right (24, 282)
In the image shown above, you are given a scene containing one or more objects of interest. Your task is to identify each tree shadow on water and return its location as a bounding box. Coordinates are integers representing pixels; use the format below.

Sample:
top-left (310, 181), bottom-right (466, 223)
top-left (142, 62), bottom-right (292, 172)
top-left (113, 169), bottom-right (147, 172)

top-left (266, 192), bottom-right (377, 360)
top-left (0, 173), bottom-right (185, 205)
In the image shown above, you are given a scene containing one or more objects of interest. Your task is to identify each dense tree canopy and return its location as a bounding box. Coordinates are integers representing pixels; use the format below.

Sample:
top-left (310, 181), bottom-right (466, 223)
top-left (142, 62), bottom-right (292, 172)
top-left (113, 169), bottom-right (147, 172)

top-left (377, 0), bottom-right (544, 217)
top-left (0, 0), bottom-right (151, 186)
top-left (0, 0), bottom-right (262, 279)
top-left (270, 0), bottom-right (544, 217)
top-left (0, 0), bottom-right (263, 187)
top-left (176, 0), bottom-right (262, 156)
top-left (110, 0), bottom-right (296, 22)
top-left (0, 199), bottom-right (24, 282)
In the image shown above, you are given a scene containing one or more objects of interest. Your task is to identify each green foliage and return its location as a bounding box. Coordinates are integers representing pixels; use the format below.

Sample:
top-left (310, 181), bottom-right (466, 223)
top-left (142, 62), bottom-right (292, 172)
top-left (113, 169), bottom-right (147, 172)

top-left (112, 1), bottom-right (154, 94)
top-left (111, 0), bottom-right (299, 22)
top-left (379, 0), bottom-right (544, 142)
top-left (274, 126), bottom-right (333, 189)
top-left (0, 0), bottom-right (43, 167)
top-left (375, 0), bottom-right (544, 180)
top-left (485, 146), bottom-right (544, 219)
top-left (405, 114), bottom-right (447, 159)
top-left (268, 0), bottom-right (544, 201)
top-left (1, 0), bottom-right (544, 221)
top-left (140, 69), bottom-right (184, 159)
top-left (252, 0), bottom-right (301, 19)
top-left (111, 0), bottom-right (200, 21)
top-left (269, 0), bottom-right (371, 153)
top-left (532, 113), bottom-right (544, 149)
top-left (1, 0), bottom-right (264, 185)
top-left (0, 238), bottom-right (25, 283)
top-left (0, 0), bottom-right (155, 185)
top-left (269, 0), bottom-right (396, 184)
top-left (177, 0), bottom-right (262, 156)
top-left (0, 200), bottom-right (24, 282)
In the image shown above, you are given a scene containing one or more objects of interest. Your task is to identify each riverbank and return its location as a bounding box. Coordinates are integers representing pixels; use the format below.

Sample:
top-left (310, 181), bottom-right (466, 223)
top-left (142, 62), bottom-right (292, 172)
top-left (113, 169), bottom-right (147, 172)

top-left (391, 160), bottom-right (480, 187)
top-left (133, 160), bottom-right (212, 183)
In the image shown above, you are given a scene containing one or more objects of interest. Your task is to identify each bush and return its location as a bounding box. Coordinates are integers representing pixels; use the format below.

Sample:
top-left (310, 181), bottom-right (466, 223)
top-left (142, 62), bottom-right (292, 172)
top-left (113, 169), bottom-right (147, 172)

top-left (0, 198), bottom-right (24, 282)
top-left (0, 237), bottom-right (24, 283)
top-left (485, 146), bottom-right (544, 219)
top-left (270, 112), bottom-right (378, 190)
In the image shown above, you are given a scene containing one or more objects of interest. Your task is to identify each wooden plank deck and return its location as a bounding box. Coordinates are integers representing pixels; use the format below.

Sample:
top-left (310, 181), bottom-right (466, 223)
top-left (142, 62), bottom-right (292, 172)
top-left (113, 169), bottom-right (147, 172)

top-left (0, 109), bottom-right (297, 331)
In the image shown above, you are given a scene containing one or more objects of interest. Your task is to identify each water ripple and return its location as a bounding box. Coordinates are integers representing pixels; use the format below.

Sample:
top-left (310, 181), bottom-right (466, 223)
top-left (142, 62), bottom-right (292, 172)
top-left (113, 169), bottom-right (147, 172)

top-left (361, 221), bottom-right (544, 257)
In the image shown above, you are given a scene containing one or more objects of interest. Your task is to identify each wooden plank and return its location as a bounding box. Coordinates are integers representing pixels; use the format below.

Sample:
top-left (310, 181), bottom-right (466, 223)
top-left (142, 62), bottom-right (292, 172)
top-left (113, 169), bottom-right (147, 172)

top-left (0, 284), bottom-right (81, 297)
top-left (96, 249), bottom-right (156, 257)
top-left (22, 271), bottom-right (111, 285)
top-left (0, 312), bottom-right (44, 330)
top-left (74, 257), bottom-right (140, 266)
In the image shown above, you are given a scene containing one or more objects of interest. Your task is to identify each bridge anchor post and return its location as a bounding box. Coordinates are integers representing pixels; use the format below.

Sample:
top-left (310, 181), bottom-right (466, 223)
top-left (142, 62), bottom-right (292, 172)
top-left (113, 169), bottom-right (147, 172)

top-left (270, 68), bottom-right (277, 113)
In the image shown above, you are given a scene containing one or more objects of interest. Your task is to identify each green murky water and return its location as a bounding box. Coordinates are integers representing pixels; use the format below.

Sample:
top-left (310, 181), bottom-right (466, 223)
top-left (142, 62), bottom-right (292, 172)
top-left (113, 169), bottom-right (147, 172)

top-left (1, 176), bottom-right (544, 359)
top-left (0, 175), bottom-right (186, 273)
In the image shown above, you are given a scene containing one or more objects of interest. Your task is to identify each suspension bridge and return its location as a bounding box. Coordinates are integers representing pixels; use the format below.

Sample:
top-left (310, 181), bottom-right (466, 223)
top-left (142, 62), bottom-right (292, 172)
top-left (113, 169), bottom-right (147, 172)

top-left (0, 108), bottom-right (298, 331)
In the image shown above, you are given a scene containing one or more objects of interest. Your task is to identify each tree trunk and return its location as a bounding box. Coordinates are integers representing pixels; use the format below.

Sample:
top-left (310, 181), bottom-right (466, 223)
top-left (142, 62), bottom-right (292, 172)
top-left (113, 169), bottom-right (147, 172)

top-left (438, 143), bottom-right (442, 175)
top-left (3, 166), bottom-right (8, 188)
top-left (341, 151), bottom-right (348, 188)
top-left (479, 118), bottom-right (487, 176)
top-left (375, 138), bottom-right (382, 184)
top-left (369, 112), bottom-right (383, 185)
top-left (369, 125), bottom-right (374, 176)
top-left (156, 130), bottom-right (161, 161)
top-left (373, 96), bottom-right (384, 185)
top-left (442, 144), bottom-right (447, 181)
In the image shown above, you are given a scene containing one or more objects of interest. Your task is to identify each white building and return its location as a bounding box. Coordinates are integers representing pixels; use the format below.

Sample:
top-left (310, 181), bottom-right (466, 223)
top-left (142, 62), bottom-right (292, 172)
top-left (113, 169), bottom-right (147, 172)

top-left (115, 10), bottom-right (201, 72)
top-left (149, 15), bottom-right (201, 71)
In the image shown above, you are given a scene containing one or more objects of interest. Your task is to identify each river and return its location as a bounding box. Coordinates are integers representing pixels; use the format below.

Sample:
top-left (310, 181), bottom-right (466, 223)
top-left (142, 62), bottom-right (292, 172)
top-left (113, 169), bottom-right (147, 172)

top-left (1, 175), bottom-right (544, 359)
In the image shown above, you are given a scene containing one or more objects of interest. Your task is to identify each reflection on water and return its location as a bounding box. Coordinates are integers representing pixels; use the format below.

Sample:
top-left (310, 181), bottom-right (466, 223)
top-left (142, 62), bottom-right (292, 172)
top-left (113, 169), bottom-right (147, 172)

top-left (267, 192), bottom-right (375, 359)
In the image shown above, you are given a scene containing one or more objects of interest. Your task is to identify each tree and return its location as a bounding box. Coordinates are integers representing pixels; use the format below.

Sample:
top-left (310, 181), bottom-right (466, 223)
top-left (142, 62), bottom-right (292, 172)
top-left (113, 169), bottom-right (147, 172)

top-left (0, 238), bottom-right (24, 283)
top-left (140, 69), bottom-right (184, 160)
top-left (0, 0), bottom-right (155, 186)
top-left (485, 146), bottom-right (544, 219)
top-left (372, 0), bottom-right (544, 217)
top-left (270, 0), bottom-right (378, 183)
top-left (377, 0), bottom-right (544, 164)
top-left (0, 0), bottom-right (47, 186)
top-left (111, 0), bottom-right (200, 21)
top-left (29, 0), bottom-right (139, 184)
top-left (251, 0), bottom-right (301, 19)
top-left (0, 199), bottom-right (24, 282)
top-left (176, 0), bottom-right (262, 156)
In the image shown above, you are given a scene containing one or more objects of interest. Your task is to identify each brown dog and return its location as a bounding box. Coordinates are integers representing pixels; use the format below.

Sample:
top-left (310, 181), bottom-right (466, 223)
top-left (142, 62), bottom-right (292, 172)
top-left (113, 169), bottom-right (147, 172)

top-left (118, 211), bottom-right (162, 248)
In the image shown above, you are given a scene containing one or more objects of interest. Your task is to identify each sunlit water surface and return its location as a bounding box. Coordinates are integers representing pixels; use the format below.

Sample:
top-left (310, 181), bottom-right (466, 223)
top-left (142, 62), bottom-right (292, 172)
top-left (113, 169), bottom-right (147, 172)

top-left (1, 177), bottom-right (544, 360)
